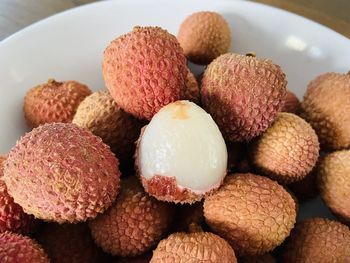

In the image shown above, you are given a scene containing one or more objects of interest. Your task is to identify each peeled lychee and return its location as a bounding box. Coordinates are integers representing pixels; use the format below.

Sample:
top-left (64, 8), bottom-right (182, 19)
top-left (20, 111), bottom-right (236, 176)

top-left (3, 123), bottom-right (120, 223)
top-left (89, 177), bottom-right (175, 257)
top-left (0, 231), bottom-right (49, 263)
top-left (250, 113), bottom-right (319, 184)
top-left (318, 150), bottom-right (350, 223)
top-left (281, 90), bottom-right (300, 113)
top-left (0, 159), bottom-right (38, 234)
top-left (182, 69), bottom-right (200, 104)
top-left (24, 79), bottom-right (91, 128)
top-left (37, 223), bottom-right (105, 263)
top-left (283, 218), bottom-right (350, 262)
top-left (204, 173), bottom-right (296, 256)
top-left (103, 26), bottom-right (187, 120)
top-left (136, 100), bottom-right (227, 203)
top-left (178, 11), bottom-right (231, 65)
top-left (150, 232), bottom-right (237, 263)
top-left (201, 53), bottom-right (287, 142)
top-left (73, 91), bottom-right (144, 162)
top-left (300, 72), bottom-right (350, 150)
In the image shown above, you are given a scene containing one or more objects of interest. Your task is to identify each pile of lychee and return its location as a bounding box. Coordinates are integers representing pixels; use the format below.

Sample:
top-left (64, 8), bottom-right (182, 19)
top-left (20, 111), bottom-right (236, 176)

top-left (1, 11), bottom-right (349, 263)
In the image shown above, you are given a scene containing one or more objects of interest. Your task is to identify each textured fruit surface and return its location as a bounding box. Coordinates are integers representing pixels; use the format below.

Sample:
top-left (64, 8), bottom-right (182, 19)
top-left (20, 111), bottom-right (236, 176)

top-left (73, 91), bottom-right (143, 162)
top-left (24, 79), bottom-right (91, 128)
top-left (300, 72), bottom-right (350, 150)
top-left (0, 231), bottom-right (49, 263)
top-left (183, 69), bottom-right (200, 104)
top-left (37, 223), bottom-right (104, 263)
top-left (201, 53), bottom-right (287, 142)
top-left (318, 150), bottom-right (350, 222)
top-left (0, 155), bottom-right (38, 235)
top-left (204, 173), bottom-right (296, 256)
top-left (283, 218), bottom-right (350, 262)
top-left (239, 253), bottom-right (276, 263)
top-left (178, 11), bottom-right (231, 65)
top-left (3, 123), bottom-right (120, 223)
top-left (150, 232), bottom-right (237, 263)
top-left (136, 100), bottom-right (227, 203)
top-left (90, 177), bottom-right (174, 257)
top-left (282, 90), bottom-right (300, 113)
top-left (103, 26), bottom-right (187, 120)
top-left (250, 113), bottom-right (319, 184)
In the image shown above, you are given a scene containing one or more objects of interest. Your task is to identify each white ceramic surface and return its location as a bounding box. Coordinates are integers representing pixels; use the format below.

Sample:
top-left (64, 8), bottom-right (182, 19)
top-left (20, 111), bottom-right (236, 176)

top-left (0, 0), bottom-right (349, 220)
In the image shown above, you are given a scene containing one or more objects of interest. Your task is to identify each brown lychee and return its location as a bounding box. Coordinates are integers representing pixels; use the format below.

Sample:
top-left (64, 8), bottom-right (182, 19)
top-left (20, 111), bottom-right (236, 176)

top-left (283, 218), bottom-right (350, 262)
top-left (204, 173), bottom-right (297, 256)
top-left (73, 91), bottom-right (144, 162)
top-left (24, 79), bottom-right (91, 128)
top-left (201, 53), bottom-right (287, 142)
top-left (136, 100), bottom-right (227, 204)
top-left (3, 123), bottom-right (120, 223)
top-left (300, 71), bottom-right (350, 150)
top-left (0, 231), bottom-right (49, 263)
top-left (318, 150), bottom-right (350, 223)
top-left (103, 26), bottom-right (187, 120)
top-left (0, 155), bottom-right (38, 235)
top-left (250, 113), bottom-right (319, 184)
top-left (37, 223), bottom-right (105, 263)
top-left (282, 90), bottom-right (300, 113)
top-left (178, 11), bottom-right (231, 65)
top-left (150, 232), bottom-right (237, 263)
top-left (89, 177), bottom-right (175, 257)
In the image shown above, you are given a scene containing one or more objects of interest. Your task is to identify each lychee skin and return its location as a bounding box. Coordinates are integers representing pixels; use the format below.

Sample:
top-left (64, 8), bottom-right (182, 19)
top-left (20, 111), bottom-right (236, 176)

top-left (201, 53), bottom-right (287, 142)
top-left (150, 232), bottom-right (237, 263)
top-left (89, 177), bottom-right (175, 257)
top-left (37, 223), bottom-right (105, 263)
top-left (318, 150), bottom-right (350, 223)
top-left (0, 231), bottom-right (49, 263)
top-left (0, 155), bottom-right (38, 235)
top-left (204, 173), bottom-right (296, 256)
top-left (73, 91), bottom-right (144, 162)
top-left (283, 218), bottom-right (350, 262)
top-left (24, 79), bottom-right (92, 128)
top-left (3, 123), bottom-right (120, 223)
top-left (250, 113), bottom-right (319, 184)
top-left (300, 72), bottom-right (350, 150)
top-left (182, 69), bottom-right (200, 104)
top-left (103, 26), bottom-right (187, 120)
top-left (178, 11), bottom-right (231, 65)
top-left (282, 90), bottom-right (300, 113)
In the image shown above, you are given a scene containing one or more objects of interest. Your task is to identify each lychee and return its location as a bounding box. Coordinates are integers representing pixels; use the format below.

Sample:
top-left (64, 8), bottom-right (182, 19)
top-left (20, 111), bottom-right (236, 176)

top-left (282, 90), bottom-right (300, 113)
top-left (201, 53), bottom-right (287, 142)
top-left (24, 79), bottom-right (91, 128)
top-left (136, 100), bottom-right (227, 203)
top-left (3, 123), bottom-right (120, 223)
top-left (103, 26), bottom-right (187, 120)
top-left (178, 11), bottom-right (231, 65)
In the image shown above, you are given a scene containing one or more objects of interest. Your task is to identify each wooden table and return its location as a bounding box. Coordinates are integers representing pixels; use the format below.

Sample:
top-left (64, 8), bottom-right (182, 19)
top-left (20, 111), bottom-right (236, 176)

top-left (0, 0), bottom-right (349, 40)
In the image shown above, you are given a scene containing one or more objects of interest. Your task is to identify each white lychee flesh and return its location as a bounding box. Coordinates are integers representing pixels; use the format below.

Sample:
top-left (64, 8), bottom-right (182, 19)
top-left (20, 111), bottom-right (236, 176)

top-left (138, 100), bottom-right (227, 202)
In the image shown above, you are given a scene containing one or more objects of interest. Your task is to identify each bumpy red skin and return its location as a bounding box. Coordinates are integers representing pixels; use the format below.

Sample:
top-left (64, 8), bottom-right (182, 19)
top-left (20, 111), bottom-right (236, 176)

top-left (103, 26), bottom-right (187, 120)
top-left (24, 79), bottom-right (92, 128)
top-left (283, 218), bottom-right (350, 262)
top-left (89, 177), bottom-right (175, 257)
top-left (0, 231), bottom-right (49, 263)
top-left (0, 155), bottom-right (38, 234)
top-left (150, 232), bottom-right (237, 263)
top-left (37, 223), bottom-right (105, 263)
top-left (300, 72), bottom-right (350, 150)
top-left (282, 90), bottom-right (301, 114)
top-left (201, 53), bottom-right (287, 142)
top-left (3, 123), bottom-right (120, 223)
top-left (178, 11), bottom-right (231, 65)
top-left (183, 69), bottom-right (200, 104)
top-left (204, 173), bottom-right (296, 256)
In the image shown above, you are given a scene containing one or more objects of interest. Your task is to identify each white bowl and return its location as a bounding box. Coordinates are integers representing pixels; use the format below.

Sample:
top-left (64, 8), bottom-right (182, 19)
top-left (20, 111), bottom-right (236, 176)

top-left (1, 0), bottom-right (349, 220)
